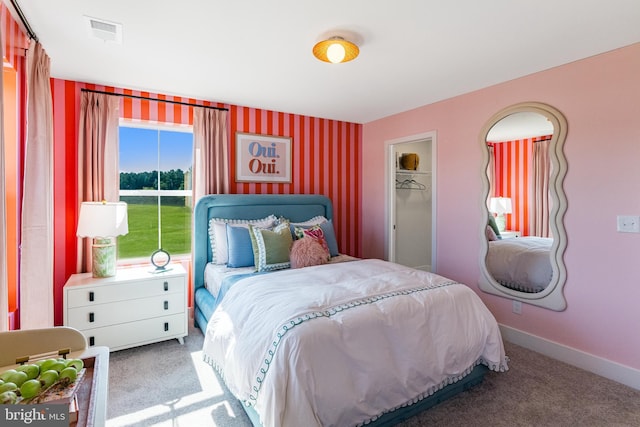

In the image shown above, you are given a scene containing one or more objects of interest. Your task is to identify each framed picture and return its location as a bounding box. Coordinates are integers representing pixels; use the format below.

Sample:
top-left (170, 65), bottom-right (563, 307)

top-left (235, 132), bottom-right (292, 183)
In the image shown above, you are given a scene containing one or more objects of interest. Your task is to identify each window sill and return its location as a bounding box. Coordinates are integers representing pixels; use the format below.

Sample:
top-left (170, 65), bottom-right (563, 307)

top-left (118, 253), bottom-right (191, 269)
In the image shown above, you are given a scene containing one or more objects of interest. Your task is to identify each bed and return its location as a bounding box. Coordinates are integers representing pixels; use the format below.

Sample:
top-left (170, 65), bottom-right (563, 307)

top-left (486, 236), bottom-right (553, 293)
top-left (194, 194), bottom-right (508, 427)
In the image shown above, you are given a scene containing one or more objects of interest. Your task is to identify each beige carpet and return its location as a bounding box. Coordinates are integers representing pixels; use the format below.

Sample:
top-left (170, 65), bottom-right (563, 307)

top-left (106, 324), bottom-right (640, 427)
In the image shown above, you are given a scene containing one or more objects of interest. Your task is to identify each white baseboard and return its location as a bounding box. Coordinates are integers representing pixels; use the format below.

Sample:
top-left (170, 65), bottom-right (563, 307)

top-left (499, 324), bottom-right (640, 391)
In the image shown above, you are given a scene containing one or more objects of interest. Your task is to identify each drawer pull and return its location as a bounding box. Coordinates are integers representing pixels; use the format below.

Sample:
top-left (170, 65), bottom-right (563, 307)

top-left (89, 336), bottom-right (95, 346)
top-left (164, 281), bottom-right (169, 291)
top-left (164, 322), bottom-right (169, 332)
top-left (164, 301), bottom-right (168, 310)
top-left (89, 291), bottom-right (94, 302)
top-left (89, 312), bottom-right (95, 322)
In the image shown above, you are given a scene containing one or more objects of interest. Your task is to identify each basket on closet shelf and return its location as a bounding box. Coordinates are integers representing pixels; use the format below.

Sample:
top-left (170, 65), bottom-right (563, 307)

top-left (400, 153), bottom-right (419, 170)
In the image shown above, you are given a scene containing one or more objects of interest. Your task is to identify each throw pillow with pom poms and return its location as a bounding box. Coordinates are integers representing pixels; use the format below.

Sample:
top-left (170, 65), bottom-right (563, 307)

top-left (290, 237), bottom-right (330, 269)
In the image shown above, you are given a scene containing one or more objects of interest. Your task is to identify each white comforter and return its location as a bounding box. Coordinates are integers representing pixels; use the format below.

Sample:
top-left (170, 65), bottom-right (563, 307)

top-left (487, 236), bottom-right (553, 292)
top-left (203, 259), bottom-right (507, 427)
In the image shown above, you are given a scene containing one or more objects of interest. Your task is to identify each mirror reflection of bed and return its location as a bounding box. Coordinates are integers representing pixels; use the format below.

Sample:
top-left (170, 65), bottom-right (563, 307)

top-left (486, 231), bottom-right (553, 293)
top-left (485, 110), bottom-right (555, 293)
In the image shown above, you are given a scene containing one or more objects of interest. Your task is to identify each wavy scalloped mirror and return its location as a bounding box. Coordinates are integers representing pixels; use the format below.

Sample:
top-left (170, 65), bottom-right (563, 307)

top-left (479, 102), bottom-right (568, 311)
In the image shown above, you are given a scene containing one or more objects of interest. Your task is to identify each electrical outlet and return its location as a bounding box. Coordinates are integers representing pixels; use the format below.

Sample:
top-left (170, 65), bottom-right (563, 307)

top-left (512, 300), bottom-right (522, 315)
top-left (617, 215), bottom-right (640, 233)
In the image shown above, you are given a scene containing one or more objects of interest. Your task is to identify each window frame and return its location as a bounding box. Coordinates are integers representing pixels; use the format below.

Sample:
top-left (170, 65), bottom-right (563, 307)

top-left (118, 119), bottom-right (194, 263)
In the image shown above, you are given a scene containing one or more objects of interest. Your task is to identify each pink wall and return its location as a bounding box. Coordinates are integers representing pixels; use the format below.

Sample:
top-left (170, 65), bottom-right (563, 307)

top-left (362, 43), bottom-right (640, 370)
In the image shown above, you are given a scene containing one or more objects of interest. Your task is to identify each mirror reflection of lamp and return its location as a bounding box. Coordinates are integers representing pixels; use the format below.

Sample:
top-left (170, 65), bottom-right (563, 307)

top-left (489, 197), bottom-right (512, 232)
top-left (76, 201), bottom-right (129, 278)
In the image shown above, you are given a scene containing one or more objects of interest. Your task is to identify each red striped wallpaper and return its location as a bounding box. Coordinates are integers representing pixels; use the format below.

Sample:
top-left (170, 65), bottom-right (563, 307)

top-left (1, 4), bottom-right (29, 70)
top-left (490, 135), bottom-right (551, 236)
top-left (51, 80), bottom-right (362, 325)
top-left (2, 3), bottom-right (29, 329)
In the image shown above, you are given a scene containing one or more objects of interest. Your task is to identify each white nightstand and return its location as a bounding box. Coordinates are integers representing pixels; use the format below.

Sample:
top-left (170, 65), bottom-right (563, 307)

top-left (500, 230), bottom-right (521, 239)
top-left (64, 264), bottom-right (187, 352)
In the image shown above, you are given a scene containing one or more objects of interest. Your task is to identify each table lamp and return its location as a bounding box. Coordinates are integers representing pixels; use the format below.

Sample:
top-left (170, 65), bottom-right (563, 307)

top-left (489, 197), bottom-right (512, 232)
top-left (77, 201), bottom-right (129, 278)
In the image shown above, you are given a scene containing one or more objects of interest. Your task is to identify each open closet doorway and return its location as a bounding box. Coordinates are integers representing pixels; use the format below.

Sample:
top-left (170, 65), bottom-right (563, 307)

top-left (386, 132), bottom-right (436, 272)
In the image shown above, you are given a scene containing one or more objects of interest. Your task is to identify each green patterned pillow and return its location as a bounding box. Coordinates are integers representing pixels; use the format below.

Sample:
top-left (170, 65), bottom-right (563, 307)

top-left (248, 222), bottom-right (293, 272)
top-left (487, 214), bottom-right (502, 239)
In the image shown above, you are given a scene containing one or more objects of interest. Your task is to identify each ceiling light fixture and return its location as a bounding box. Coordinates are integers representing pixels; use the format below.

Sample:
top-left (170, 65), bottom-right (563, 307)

top-left (313, 36), bottom-right (359, 64)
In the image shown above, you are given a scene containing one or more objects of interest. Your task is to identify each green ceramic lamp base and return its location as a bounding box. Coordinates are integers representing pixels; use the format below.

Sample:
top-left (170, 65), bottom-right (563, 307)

top-left (92, 238), bottom-right (116, 278)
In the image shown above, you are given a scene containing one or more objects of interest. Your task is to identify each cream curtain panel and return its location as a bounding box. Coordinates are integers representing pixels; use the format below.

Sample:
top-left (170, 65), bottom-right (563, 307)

top-left (486, 144), bottom-right (496, 209)
top-left (192, 108), bottom-right (229, 202)
top-left (531, 138), bottom-right (551, 237)
top-left (76, 92), bottom-right (120, 273)
top-left (0, 25), bottom-right (7, 331)
top-left (192, 108), bottom-right (228, 272)
top-left (20, 42), bottom-right (54, 329)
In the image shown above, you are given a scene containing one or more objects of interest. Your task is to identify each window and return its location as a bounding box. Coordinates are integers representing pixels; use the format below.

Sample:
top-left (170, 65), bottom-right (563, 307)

top-left (118, 122), bottom-right (193, 260)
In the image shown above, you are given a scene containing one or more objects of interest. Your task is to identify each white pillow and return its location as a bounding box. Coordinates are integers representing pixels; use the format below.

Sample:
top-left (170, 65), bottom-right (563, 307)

top-left (208, 215), bottom-right (277, 264)
top-left (289, 215), bottom-right (328, 227)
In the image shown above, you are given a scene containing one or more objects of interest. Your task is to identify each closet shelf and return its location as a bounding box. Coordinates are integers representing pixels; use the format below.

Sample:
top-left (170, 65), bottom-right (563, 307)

top-left (396, 169), bottom-right (431, 175)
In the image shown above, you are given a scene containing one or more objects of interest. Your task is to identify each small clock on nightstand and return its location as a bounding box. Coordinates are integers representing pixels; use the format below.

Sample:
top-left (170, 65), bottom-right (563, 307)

top-left (500, 230), bottom-right (521, 239)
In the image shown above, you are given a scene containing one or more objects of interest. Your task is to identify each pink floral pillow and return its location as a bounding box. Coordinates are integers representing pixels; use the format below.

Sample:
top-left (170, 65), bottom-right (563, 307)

top-left (294, 225), bottom-right (330, 259)
top-left (290, 237), bottom-right (330, 269)
top-left (486, 225), bottom-right (498, 241)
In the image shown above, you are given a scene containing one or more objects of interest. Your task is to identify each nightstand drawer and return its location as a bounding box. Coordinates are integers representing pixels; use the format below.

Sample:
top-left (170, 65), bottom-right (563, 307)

top-left (67, 292), bottom-right (185, 329)
top-left (82, 314), bottom-right (186, 351)
top-left (66, 275), bottom-right (184, 308)
top-left (500, 230), bottom-right (521, 239)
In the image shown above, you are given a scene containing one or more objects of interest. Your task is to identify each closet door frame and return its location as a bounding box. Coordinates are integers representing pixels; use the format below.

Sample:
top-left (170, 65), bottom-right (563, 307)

top-left (385, 131), bottom-right (437, 272)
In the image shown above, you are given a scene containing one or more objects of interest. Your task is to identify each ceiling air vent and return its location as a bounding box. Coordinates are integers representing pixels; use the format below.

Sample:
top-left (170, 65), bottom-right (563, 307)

top-left (84, 16), bottom-right (123, 44)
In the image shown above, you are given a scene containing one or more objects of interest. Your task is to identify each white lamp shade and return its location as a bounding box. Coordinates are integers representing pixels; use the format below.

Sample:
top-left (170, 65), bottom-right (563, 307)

top-left (489, 197), bottom-right (513, 215)
top-left (77, 201), bottom-right (129, 238)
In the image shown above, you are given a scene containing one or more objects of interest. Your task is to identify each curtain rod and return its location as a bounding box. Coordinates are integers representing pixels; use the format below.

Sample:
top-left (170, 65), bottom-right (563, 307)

top-left (81, 88), bottom-right (229, 111)
top-left (487, 135), bottom-right (552, 145)
top-left (10, 0), bottom-right (37, 42)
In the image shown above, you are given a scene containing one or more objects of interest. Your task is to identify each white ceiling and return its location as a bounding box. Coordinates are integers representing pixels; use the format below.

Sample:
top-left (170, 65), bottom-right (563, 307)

top-left (486, 112), bottom-right (554, 142)
top-left (9, 0), bottom-right (640, 124)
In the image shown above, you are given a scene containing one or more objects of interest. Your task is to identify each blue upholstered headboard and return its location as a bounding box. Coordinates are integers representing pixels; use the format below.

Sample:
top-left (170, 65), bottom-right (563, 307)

top-left (193, 194), bottom-right (333, 292)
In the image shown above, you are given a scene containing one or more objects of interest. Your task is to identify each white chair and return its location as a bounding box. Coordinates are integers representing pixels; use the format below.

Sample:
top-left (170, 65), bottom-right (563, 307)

top-left (0, 326), bottom-right (108, 427)
top-left (0, 326), bottom-right (87, 367)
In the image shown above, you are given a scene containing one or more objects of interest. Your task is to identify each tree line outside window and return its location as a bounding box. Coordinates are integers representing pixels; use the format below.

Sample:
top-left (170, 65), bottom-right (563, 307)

top-left (120, 169), bottom-right (189, 191)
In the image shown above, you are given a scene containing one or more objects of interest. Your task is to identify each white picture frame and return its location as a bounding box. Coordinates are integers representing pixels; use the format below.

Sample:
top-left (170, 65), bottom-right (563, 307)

top-left (235, 132), bottom-right (292, 183)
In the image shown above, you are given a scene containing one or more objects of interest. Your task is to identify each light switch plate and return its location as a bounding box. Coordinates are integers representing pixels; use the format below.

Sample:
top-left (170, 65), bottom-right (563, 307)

top-left (617, 215), bottom-right (640, 233)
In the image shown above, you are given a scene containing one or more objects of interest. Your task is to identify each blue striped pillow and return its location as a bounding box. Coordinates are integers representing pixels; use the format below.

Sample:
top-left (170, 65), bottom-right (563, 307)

top-left (226, 224), bottom-right (255, 268)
